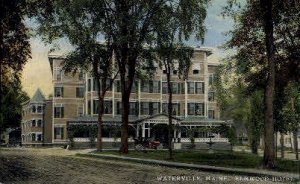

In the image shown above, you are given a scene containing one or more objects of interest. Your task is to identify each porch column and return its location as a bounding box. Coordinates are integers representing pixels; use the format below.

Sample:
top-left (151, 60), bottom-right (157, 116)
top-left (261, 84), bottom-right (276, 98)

top-left (136, 125), bottom-right (140, 138)
top-left (142, 123), bottom-right (145, 138)
top-left (174, 129), bottom-right (177, 142)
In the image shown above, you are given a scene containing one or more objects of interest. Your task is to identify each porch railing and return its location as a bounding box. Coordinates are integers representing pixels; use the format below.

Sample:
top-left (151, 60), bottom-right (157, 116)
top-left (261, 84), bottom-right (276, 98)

top-left (73, 137), bottom-right (135, 142)
top-left (179, 138), bottom-right (229, 143)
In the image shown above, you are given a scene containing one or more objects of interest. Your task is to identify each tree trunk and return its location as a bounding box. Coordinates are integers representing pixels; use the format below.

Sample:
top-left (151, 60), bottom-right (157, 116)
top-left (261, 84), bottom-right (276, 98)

top-left (293, 130), bottom-right (298, 160)
top-left (251, 137), bottom-right (258, 154)
top-left (166, 69), bottom-right (173, 160)
top-left (93, 61), bottom-right (105, 152)
top-left (280, 132), bottom-right (284, 158)
top-left (260, 0), bottom-right (276, 169)
top-left (97, 95), bottom-right (104, 152)
top-left (275, 133), bottom-right (277, 158)
top-left (120, 91), bottom-right (130, 154)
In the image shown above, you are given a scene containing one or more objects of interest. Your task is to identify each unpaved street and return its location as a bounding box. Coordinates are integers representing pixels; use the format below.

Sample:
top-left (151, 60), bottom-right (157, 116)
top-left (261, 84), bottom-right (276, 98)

top-left (0, 148), bottom-right (292, 184)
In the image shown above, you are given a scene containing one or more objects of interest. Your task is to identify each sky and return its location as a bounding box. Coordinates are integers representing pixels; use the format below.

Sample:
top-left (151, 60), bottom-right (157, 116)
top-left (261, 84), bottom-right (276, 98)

top-left (21, 0), bottom-right (235, 98)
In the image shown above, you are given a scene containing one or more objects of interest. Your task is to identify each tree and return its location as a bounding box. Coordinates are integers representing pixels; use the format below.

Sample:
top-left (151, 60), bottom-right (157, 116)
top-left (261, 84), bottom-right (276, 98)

top-left (156, 44), bottom-right (193, 159)
top-left (64, 44), bottom-right (115, 152)
top-left (100, 0), bottom-right (210, 153)
top-left (248, 90), bottom-right (264, 154)
top-left (0, 0), bottom-right (32, 134)
top-left (281, 82), bottom-right (300, 160)
top-left (0, 84), bottom-right (29, 135)
top-left (34, 0), bottom-right (210, 153)
top-left (223, 0), bottom-right (300, 168)
top-left (31, 0), bottom-right (116, 151)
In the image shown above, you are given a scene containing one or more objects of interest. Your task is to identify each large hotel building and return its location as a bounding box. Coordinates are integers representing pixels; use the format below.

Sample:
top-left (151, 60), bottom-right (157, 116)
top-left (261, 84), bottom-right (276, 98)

top-left (21, 48), bottom-right (231, 147)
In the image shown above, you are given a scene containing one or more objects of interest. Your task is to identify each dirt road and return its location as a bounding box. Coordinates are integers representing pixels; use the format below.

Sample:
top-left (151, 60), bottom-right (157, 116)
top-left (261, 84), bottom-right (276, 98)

top-left (0, 148), bottom-right (292, 184)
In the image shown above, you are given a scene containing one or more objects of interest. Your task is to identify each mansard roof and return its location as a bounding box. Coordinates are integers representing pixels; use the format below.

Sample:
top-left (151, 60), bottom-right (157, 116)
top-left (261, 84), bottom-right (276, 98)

top-left (30, 88), bottom-right (46, 103)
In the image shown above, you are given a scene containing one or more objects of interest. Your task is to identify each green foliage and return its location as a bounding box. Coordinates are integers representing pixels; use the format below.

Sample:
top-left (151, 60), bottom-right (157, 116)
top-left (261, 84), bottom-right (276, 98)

top-left (0, 0), bottom-right (32, 86)
top-left (33, 0), bottom-right (210, 153)
top-left (280, 82), bottom-right (300, 132)
top-left (0, 84), bottom-right (29, 134)
top-left (67, 124), bottom-right (98, 148)
top-left (248, 90), bottom-right (264, 154)
top-left (0, 0), bottom-right (32, 133)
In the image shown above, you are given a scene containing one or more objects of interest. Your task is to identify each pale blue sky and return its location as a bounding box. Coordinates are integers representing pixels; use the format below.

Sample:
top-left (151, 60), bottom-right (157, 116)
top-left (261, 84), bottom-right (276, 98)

top-left (22, 0), bottom-right (235, 97)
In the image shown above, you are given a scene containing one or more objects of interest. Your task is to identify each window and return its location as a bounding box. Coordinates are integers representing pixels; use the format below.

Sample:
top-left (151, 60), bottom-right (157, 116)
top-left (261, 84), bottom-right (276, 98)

top-left (208, 110), bottom-right (215, 119)
top-left (141, 80), bottom-right (150, 93)
top-left (140, 102), bottom-right (160, 115)
top-left (208, 92), bottom-right (215, 101)
top-left (163, 70), bottom-right (167, 74)
top-left (129, 102), bottom-right (138, 115)
top-left (115, 80), bottom-right (121, 92)
top-left (93, 100), bottom-right (113, 114)
top-left (32, 120), bottom-right (36, 127)
top-left (153, 81), bottom-right (160, 93)
top-left (162, 82), bottom-right (168, 94)
top-left (78, 105), bottom-right (84, 117)
top-left (172, 82), bottom-right (178, 94)
top-left (162, 82), bottom-right (184, 94)
top-left (88, 79), bottom-right (91, 91)
top-left (93, 79), bottom-right (99, 91)
top-left (116, 102), bottom-right (138, 115)
top-left (162, 103), bottom-right (180, 116)
top-left (116, 102), bottom-right (121, 114)
top-left (37, 134), bottom-right (42, 141)
top-left (31, 105), bottom-right (36, 113)
top-left (195, 82), bottom-right (204, 94)
top-left (37, 105), bottom-right (43, 113)
top-left (131, 80), bottom-right (138, 93)
top-left (115, 80), bottom-right (136, 93)
top-left (93, 100), bottom-right (112, 114)
top-left (93, 100), bottom-right (98, 114)
top-left (104, 101), bottom-right (112, 114)
top-left (193, 70), bottom-right (199, 74)
top-left (173, 70), bottom-right (177, 75)
top-left (141, 102), bottom-right (149, 115)
top-left (54, 106), bottom-right (64, 118)
top-left (88, 100), bottom-right (91, 115)
top-left (188, 103), bottom-right (204, 116)
top-left (32, 133), bottom-right (36, 141)
top-left (54, 127), bottom-right (64, 139)
top-left (54, 87), bottom-right (63, 97)
top-left (187, 82), bottom-right (195, 94)
top-left (37, 120), bottom-right (43, 127)
top-left (76, 87), bottom-right (84, 98)
top-left (54, 68), bottom-right (63, 81)
top-left (152, 102), bottom-right (160, 115)
top-left (209, 74), bottom-right (214, 85)
top-left (105, 79), bottom-right (113, 91)
top-left (79, 70), bottom-right (84, 80)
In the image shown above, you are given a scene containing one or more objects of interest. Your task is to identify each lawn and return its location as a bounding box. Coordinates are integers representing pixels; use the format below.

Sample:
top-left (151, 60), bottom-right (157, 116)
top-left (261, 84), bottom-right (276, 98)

top-left (89, 150), bottom-right (299, 173)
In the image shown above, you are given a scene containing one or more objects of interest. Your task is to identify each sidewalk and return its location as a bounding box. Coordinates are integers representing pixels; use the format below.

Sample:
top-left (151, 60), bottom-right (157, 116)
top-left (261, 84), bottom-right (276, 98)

top-left (84, 153), bottom-right (300, 182)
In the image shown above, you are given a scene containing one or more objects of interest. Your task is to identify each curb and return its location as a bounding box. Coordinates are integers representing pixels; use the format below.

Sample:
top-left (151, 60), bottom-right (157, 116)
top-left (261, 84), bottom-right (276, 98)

top-left (80, 153), bottom-right (299, 182)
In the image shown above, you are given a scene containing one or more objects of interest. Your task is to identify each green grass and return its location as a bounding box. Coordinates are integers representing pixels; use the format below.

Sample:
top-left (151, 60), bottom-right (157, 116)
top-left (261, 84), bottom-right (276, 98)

top-left (89, 150), bottom-right (299, 173)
